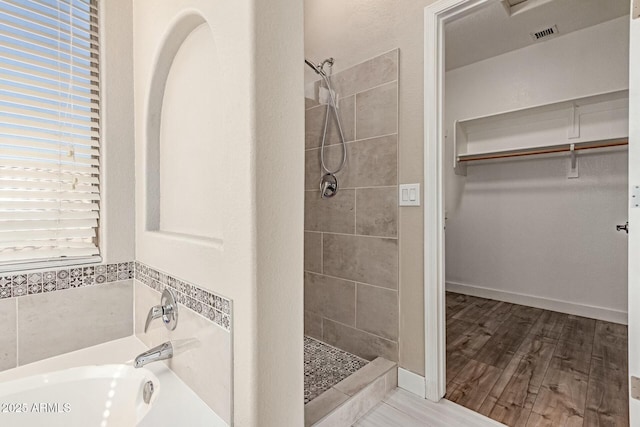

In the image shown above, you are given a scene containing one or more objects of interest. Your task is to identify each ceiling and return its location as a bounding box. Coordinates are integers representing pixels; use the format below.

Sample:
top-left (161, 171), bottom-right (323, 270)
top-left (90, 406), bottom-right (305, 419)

top-left (445, 0), bottom-right (629, 70)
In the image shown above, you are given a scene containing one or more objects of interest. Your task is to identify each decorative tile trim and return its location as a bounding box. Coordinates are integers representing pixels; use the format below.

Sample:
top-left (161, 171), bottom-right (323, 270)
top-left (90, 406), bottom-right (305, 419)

top-left (134, 261), bottom-right (231, 332)
top-left (0, 262), bottom-right (134, 300)
top-left (0, 260), bottom-right (232, 332)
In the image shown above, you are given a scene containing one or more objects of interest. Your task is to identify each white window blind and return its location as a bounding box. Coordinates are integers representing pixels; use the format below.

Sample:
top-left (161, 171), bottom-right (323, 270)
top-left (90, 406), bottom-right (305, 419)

top-left (0, 0), bottom-right (101, 271)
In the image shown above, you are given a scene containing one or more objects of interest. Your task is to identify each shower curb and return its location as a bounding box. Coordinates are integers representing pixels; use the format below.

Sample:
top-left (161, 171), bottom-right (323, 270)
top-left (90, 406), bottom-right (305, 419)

top-left (304, 357), bottom-right (397, 427)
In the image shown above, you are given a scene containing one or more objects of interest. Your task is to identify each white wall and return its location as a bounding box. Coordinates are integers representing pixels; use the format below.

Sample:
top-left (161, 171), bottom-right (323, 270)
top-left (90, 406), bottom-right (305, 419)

top-left (100, 0), bottom-right (135, 263)
top-left (134, 0), bottom-right (304, 425)
top-left (445, 16), bottom-right (630, 321)
top-left (254, 0), bottom-right (306, 421)
top-left (157, 24), bottom-right (223, 240)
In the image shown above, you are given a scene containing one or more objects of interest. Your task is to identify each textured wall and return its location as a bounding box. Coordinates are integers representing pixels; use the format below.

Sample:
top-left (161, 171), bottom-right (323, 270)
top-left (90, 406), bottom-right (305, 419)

top-left (304, 50), bottom-right (399, 362)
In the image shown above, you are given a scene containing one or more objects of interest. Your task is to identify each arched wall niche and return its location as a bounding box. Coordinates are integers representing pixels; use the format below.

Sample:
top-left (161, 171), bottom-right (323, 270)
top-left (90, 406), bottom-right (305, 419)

top-left (145, 12), bottom-right (223, 245)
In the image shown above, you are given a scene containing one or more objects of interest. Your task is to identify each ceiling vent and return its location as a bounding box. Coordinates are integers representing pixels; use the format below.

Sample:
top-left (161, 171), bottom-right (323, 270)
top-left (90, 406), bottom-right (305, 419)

top-left (505, 0), bottom-right (528, 6)
top-left (530, 25), bottom-right (558, 41)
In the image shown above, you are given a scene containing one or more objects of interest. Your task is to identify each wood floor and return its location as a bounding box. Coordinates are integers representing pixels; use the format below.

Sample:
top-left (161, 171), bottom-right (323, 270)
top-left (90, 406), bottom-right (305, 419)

top-left (446, 292), bottom-right (629, 427)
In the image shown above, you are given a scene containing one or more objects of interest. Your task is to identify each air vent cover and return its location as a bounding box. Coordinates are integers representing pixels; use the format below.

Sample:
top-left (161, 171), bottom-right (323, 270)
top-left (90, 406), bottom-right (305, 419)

top-left (506, 0), bottom-right (528, 6)
top-left (531, 25), bottom-right (558, 41)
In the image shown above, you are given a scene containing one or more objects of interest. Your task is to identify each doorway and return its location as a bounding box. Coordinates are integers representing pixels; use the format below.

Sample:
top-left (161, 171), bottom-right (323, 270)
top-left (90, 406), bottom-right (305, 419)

top-left (424, 0), bottom-right (631, 425)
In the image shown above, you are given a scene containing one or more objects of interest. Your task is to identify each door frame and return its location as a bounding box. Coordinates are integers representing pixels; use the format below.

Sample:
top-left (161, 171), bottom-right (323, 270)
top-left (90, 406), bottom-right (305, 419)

top-left (627, 3), bottom-right (639, 423)
top-left (422, 0), bottom-right (505, 401)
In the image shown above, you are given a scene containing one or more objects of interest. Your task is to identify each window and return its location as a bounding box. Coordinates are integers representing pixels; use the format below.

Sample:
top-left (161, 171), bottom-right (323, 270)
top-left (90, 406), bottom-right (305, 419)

top-left (0, 0), bottom-right (101, 271)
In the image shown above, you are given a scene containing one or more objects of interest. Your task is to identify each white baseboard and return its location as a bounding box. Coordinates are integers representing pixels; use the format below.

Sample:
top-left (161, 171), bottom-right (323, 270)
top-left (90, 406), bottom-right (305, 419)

top-left (398, 368), bottom-right (426, 398)
top-left (446, 281), bottom-right (627, 325)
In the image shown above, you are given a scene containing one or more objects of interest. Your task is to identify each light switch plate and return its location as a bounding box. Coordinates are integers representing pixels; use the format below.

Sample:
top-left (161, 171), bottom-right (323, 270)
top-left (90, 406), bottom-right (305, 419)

top-left (399, 183), bottom-right (420, 206)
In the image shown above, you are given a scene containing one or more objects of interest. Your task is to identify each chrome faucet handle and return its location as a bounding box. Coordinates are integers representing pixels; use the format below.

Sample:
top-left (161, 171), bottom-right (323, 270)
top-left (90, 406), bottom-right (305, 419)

top-left (144, 305), bottom-right (163, 332)
top-left (144, 289), bottom-right (178, 332)
top-left (320, 173), bottom-right (338, 199)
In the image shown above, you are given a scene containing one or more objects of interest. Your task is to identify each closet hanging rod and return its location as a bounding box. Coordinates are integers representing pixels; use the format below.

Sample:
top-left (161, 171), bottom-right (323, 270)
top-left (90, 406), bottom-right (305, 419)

top-left (458, 139), bottom-right (628, 163)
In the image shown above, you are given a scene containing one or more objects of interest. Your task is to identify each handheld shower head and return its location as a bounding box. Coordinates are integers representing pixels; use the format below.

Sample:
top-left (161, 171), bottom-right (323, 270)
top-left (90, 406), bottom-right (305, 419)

top-left (305, 58), bottom-right (335, 77)
top-left (305, 59), bottom-right (325, 77)
top-left (304, 56), bottom-right (348, 191)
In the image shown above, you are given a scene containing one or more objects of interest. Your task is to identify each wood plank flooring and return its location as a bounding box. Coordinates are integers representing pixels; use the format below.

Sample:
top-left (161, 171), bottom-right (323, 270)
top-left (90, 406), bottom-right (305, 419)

top-left (446, 292), bottom-right (629, 427)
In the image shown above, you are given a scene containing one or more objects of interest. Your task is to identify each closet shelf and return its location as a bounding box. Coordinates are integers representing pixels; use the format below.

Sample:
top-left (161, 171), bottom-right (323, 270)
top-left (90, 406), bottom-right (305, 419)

top-left (457, 138), bottom-right (628, 162)
top-left (453, 90), bottom-right (629, 174)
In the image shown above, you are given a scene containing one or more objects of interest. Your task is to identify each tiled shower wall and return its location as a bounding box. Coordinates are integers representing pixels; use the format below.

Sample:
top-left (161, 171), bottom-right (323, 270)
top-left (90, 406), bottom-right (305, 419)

top-left (304, 49), bottom-right (399, 362)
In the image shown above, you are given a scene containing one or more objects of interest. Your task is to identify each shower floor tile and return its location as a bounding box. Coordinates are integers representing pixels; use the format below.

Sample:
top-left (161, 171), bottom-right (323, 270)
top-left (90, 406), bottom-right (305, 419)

top-left (304, 336), bottom-right (368, 404)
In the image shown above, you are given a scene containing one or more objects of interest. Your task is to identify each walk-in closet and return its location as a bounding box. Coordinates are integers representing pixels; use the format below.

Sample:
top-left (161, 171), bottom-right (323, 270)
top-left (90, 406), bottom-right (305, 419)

top-left (443, 1), bottom-right (630, 425)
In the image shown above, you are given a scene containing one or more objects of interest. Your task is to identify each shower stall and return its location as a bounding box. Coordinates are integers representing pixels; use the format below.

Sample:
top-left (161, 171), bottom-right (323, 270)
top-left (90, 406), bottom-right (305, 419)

top-left (302, 49), bottom-right (401, 411)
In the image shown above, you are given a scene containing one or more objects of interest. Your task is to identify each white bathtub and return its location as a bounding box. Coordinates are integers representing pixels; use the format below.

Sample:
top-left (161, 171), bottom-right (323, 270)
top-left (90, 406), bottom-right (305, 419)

top-left (0, 337), bottom-right (227, 427)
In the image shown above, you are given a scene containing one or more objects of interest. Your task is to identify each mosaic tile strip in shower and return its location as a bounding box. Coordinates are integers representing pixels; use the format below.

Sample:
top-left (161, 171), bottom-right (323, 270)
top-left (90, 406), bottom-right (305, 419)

top-left (0, 262), bottom-right (134, 300)
top-left (134, 261), bottom-right (231, 332)
top-left (304, 336), bottom-right (368, 404)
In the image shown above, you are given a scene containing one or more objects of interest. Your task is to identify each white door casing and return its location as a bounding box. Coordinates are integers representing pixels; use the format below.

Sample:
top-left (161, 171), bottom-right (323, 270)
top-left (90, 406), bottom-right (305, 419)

top-left (627, 3), bottom-right (640, 424)
top-left (423, 0), bottom-right (497, 402)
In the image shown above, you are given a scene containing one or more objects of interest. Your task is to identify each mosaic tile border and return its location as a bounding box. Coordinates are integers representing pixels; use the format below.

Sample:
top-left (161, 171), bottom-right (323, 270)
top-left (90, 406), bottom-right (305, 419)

top-left (0, 262), bottom-right (134, 299)
top-left (134, 261), bottom-right (231, 332)
top-left (304, 336), bottom-right (368, 404)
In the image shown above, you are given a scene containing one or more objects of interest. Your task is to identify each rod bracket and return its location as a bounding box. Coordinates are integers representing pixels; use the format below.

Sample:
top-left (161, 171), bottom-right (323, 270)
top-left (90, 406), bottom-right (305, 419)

top-left (568, 143), bottom-right (579, 179)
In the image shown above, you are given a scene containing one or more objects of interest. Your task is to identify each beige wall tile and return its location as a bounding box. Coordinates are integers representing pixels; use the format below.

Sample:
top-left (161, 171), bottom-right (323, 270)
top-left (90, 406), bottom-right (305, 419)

top-left (305, 148), bottom-right (321, 191)
top-left (0, 299), bottom-right (16, 371)
top-left (323, 318), bottom-right (398, 362)
top-left (305, 310), bottom-right (323, 340)
top-left (323, 234), bottom-right (398, 290)
top-left (18, 281), bottom-right (133, 365)
top-left (342, 135), bottom-right (398, 188)
top-left (305, 144), bottom-right (346, 191)
top-left (314, 374), bottom-right (388, 427)
top-left (356, 82), bottom-right (398, 140)
top-left (305, 97), bottom-right (320, 110)
top-left (331, 49), bottom-right (398, 98)
top-left (356, 187), bottom-right (398, 237)
top-left (134, 281), bottom-right (231, 424)
top-left (385, 364), bottom-right (398, 389)
top-left (304, 231), bottom-right (323, 273)
top-left (304, 387), bottom-right (350, 427)
top-left (356, 284), bottom-right (398, 341)
top-left (304, 272), bottom-right (356, 326)
top-left (305, 190), bottom-right (355, 234)
top-left (305, 135), bottom-right (397, 190)
top-left (333, 357), bottom-right (396, 397)
top-left (305, 95), bottom-right (355, 149)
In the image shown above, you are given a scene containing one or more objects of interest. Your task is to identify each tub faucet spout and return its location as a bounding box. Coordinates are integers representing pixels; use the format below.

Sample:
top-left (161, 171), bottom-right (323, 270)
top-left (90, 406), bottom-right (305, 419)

top-left (134, 342), bottom-right (173, 368)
